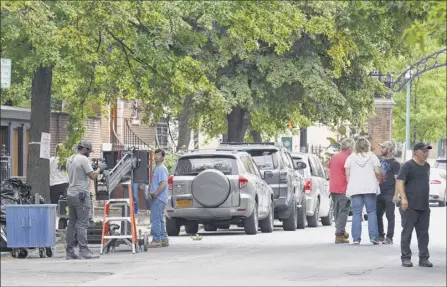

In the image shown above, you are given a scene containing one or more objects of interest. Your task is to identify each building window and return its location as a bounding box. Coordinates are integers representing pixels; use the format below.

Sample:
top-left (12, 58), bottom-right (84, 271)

top-left (0, 126), bottom-right (9, 155)
top-left (156, 123), bottom-right (168, 148)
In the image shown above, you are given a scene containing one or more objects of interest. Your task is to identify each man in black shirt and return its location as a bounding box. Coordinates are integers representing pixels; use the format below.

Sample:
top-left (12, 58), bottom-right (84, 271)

top-left (394, 142), bottom-right (433, 268)
top-left (377, 141), bottom-right (401, 244)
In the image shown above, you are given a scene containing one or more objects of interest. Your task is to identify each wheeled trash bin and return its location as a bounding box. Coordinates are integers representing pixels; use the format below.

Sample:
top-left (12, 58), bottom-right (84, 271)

top-left (6, 204), bottom-right (57, 258)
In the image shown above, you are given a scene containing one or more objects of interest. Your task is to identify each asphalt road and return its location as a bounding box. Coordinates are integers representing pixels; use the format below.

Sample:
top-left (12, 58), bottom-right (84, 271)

top-left (1, 206), bottom-right (446, 286)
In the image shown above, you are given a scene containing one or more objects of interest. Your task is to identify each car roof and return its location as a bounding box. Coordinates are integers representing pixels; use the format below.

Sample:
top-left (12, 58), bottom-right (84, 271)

top-left (179, 149), bottom-right (249, 158)
top-left (219, 142), bottom-right (283, 151)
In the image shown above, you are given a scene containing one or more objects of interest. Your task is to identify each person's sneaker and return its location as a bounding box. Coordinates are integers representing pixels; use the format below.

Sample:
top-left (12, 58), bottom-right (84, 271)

top-left (370, 238), bottom-right (380, 245)
top-left (335, 235), bottom-right (349, 244)
top-left (384, 237), bottom-right (393, 245)
top-left (419, 260), bottom-right (433, 267)
top-left (148, 241), bottom-right (162, 248)
top-left (66, 251), bottom-right (79, 260)
top-left (353, 241), bottom-right (360, 245)
top-left (79, 249), bottom-right (100, 259)
top-left (379, 236), bottom-right (385, 244)
top-left (402, 260), bottom-right (413, 267)
top-left (161, 240), bottom-right (169, 247)
top-left (344, 232), bottom-right (350, 239)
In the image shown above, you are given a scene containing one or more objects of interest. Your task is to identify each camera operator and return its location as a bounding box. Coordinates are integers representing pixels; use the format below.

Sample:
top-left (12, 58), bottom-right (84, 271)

top-left (65, 140), bottom-right (107, 260)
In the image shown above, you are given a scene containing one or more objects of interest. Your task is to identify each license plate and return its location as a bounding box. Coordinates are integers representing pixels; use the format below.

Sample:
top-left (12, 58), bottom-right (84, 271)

top-left (176, 199), bottom-right (193, 208)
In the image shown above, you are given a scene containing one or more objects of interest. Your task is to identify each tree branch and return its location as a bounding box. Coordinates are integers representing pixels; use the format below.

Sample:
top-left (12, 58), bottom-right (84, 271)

top-left (105, 28), bottom-right (169, 82)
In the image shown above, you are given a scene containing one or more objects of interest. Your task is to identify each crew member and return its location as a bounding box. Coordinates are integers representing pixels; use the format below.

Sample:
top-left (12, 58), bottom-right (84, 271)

top-left (50, 144), bottom-right (69, 204)
top-left (65, 140), bottom-right (107, 260)
top-left (148, 149), bottom-right (169, 248)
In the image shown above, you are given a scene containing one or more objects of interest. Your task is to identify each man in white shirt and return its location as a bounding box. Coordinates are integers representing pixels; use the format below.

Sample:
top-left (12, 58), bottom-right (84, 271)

top-left (50, 144), bottom-right (69, 204)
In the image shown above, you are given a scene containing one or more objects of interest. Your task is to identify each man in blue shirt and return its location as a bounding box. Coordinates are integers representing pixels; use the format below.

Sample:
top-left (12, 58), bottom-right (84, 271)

top-left (148, 149), bottom-right (169, 248)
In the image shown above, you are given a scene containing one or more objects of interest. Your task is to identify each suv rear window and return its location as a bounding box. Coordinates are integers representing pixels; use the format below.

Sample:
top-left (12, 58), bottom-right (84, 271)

top-left (246, 150), bottom-right (279, 169)
top-left (434, 159), bottom-right (446, 170)
top-left (175, 156), bottom-right (238, 176)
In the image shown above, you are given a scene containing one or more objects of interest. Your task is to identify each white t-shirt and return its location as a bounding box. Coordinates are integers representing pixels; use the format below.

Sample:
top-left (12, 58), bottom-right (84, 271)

top-left (50, 156), bottom-right (69, 186)
top-left (344, 152), bottom-right (381, 198)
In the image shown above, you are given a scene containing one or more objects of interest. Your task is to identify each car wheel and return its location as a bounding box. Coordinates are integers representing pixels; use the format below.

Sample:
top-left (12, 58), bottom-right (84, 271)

top-left (283, 196), bottom-right (297, 231)
top-left (321, 200), bottom-right (334, 226)
top-left (185, 221), bottom-right (199, 235)
top-left (204, 224), bottom-right (218, 232)
top-left (166, 217), bottom-right (181, 236)
top-left (244, 201), bottom-right (259, 235)
top-left (297, 196), bottom-right (307, 229)
top-left (260, 199), bottom-right (274, 233)
top-left (307, 199), bottom-right (320, 228)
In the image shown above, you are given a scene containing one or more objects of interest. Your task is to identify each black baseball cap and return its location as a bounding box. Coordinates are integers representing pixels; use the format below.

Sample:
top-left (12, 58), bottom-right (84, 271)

top-left (413, 142), bottom-right (432, 151)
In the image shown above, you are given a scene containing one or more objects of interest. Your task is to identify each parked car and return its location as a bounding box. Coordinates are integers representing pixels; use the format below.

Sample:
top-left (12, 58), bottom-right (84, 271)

top-left (289, 153), bottom-right (333, 227)
top-left (165, 149), bottom-right (275, 236)
top-left (430, 157), bottom-right (446, 207)
top-left (218, 142), bottom-right (306, 231)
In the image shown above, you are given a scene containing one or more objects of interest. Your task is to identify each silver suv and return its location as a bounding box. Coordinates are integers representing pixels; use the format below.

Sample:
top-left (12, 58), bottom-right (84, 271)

top-left (165, 149), bottom-right (275, 236)
top-left (219, 142), bottom-right (306, 231)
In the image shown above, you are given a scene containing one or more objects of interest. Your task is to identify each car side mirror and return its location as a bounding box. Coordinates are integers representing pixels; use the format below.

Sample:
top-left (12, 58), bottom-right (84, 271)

top-left (295, 162), bottom-right (307, 170)
top-left (263, 171), bottom-right (273, 179)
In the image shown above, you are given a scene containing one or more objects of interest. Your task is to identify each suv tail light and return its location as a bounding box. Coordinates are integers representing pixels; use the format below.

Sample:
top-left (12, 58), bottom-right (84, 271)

top-left (239, 176), bottom-right (248, 189)
top-left (304, 179), bottom-right (312, 194)
top-left (430, 179), bottom-right (441, 184)
top-left (168, 175), bottom-right (174, 191)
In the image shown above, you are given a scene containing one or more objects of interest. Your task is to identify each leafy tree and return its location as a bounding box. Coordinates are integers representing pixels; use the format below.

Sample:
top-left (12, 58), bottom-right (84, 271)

top-left (1, 1), bottom-right (216, 200)
top-left (403, 1), bottom-right (447, 50)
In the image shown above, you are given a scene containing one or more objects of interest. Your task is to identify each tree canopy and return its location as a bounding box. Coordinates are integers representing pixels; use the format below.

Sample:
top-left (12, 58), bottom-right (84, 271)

top-left (1, 0), bottom-right (444, 146)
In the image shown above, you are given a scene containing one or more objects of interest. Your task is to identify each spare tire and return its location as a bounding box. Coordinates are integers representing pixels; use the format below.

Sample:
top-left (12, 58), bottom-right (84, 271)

top-left (192, 169), bottom-right (231, 208)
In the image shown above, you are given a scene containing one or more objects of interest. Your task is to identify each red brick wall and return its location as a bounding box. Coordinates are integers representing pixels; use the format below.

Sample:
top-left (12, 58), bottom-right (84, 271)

top-left (49, 112), bottom-right (101, 159)
top-left (367, 100), bottom-right (394, 155)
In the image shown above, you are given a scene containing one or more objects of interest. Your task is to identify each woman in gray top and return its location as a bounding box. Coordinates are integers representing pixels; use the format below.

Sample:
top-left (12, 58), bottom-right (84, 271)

top-left (345, 137), bottom-right (382, 245)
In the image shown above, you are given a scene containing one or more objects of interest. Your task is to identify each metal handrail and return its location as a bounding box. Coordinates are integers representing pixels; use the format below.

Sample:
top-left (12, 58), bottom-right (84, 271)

top-left (123, 119), bottom-right (153, 151)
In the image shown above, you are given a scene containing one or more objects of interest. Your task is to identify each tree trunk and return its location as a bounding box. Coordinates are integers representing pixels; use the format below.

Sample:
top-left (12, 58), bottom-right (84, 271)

top-left (27, 67), bottom-right (53, 203)
top-left (226, 107), bottom-right (251, 142)
top-left (250, 130), bottom-right (262, 142)
top-left (176, 96), bottom-right (194, 152)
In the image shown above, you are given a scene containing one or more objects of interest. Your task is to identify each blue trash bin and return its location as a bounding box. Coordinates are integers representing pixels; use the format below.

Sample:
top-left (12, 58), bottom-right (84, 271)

top-left (6, 204), bottom-right (57, 249)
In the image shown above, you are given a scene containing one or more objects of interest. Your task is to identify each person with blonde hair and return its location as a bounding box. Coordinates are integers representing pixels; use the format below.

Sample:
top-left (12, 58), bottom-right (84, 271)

top-left (344, 137), bottom-right (382, 244)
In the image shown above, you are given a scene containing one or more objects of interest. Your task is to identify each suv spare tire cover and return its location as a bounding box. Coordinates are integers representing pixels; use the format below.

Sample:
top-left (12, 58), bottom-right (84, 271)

top-left (192, 169), bottom-right (231, 208)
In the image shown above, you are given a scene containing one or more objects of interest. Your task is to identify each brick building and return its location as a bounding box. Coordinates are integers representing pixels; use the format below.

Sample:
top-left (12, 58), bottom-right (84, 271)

top-left (1, 98), bottom-right (170, 173)
top-left (367, 97), bottom-right (395, 155)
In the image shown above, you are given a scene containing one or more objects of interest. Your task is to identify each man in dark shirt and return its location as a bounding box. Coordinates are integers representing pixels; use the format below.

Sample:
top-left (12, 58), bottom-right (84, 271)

top-left (394, 142), bottom-right (433, 268)
top-left (377, 141), bottom-right (401, 244)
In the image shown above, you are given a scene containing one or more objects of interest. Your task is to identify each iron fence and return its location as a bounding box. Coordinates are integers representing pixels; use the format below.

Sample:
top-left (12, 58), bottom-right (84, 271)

top-left (0, 145), bottom-right (12, 183)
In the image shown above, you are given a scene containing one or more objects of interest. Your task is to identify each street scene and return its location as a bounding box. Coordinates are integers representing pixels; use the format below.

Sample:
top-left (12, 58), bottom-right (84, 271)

top-left (0, 207), bottom-right (446, 286)
top-left (1, 1), bottom-right (446, 286)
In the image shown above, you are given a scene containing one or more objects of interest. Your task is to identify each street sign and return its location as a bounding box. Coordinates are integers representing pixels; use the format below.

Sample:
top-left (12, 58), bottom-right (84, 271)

top-left (1, 58), bottom-right (12, 89)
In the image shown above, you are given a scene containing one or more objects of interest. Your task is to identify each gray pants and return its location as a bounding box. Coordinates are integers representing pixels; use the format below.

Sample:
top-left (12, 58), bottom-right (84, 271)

top-left (66, 193), bottom-right (91, 252)
top-left (332, 193), bottom-right (350, 236)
